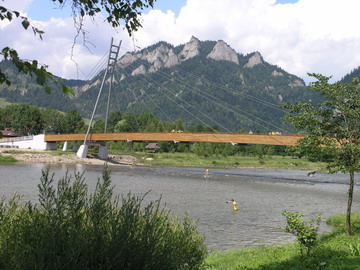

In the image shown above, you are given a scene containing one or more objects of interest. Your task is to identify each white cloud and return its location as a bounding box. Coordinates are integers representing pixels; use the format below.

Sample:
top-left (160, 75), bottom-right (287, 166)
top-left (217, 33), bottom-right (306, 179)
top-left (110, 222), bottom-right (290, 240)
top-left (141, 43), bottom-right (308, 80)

top-left (1, 0), bottom-right (33, 12)
top-left (1, 0), bottom-right (360, 83)
top-left (134, 0), bottom-right (360, 83)
top-left (0, 11), bottom-right (132, 79)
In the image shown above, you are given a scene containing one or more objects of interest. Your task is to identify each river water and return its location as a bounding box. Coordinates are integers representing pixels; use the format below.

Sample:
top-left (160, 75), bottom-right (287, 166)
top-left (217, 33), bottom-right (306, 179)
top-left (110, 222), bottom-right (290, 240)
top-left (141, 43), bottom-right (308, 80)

top-left (0, 163), bottom-right (359, 252)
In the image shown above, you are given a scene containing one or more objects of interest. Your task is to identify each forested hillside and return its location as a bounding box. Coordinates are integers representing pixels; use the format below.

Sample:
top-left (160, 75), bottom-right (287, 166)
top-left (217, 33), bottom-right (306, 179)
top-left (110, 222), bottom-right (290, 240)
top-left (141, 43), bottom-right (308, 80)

top-left (0, 60), bottom-right (77, 112)
top-left (341, 66), bottom-right (360, 83)
top-left (0, 37), bottom-right (323, 132)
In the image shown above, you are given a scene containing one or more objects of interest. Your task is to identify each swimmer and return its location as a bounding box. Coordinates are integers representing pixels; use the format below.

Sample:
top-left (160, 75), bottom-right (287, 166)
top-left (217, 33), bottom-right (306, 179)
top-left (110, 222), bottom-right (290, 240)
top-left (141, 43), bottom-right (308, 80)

top-left (226, 199), bottom-right (238, 211)
top-left (204, 168), bottom-right (209, 178)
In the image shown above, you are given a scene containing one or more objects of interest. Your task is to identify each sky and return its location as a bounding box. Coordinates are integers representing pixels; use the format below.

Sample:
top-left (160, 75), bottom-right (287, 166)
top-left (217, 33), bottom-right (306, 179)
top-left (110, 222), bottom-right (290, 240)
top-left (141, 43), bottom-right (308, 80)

top-left (1, 0), bottom-right (360, 84)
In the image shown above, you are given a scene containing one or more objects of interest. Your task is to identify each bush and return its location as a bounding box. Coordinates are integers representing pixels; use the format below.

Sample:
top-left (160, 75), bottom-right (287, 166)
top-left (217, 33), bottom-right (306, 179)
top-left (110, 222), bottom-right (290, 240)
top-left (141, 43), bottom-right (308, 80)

top-left (0, 165), bottom-right (207, 270)
top-left (281, 210), bottom-right (321, 257)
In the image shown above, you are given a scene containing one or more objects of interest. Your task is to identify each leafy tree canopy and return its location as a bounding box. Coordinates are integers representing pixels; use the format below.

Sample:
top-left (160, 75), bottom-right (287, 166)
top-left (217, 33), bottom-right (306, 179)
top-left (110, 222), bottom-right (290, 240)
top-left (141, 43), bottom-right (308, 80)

top-left (284, 73), bottom-right (360, 234)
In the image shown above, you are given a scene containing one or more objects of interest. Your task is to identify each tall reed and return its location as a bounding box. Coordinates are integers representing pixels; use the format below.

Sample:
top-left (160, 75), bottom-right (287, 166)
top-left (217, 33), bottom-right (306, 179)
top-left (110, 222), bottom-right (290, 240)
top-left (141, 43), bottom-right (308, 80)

top-left (0, 165), bottom-right (207, 270)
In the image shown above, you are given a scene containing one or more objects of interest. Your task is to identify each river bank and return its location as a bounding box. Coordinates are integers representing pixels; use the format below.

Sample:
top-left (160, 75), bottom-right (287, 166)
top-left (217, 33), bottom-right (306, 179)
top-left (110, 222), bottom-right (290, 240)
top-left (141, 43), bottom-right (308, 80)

top-left (0, 149), bottom-right (137, 166)
top-left (0, 148), bottom-right (327, 171)
top-left (206, 213), bottom-right (360, 270)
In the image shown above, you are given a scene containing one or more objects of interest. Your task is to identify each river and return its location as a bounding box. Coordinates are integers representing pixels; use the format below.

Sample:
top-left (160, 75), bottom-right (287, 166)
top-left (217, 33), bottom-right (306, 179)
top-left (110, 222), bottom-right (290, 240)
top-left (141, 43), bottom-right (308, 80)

top-left (0, 163), bottom-right (359, 252)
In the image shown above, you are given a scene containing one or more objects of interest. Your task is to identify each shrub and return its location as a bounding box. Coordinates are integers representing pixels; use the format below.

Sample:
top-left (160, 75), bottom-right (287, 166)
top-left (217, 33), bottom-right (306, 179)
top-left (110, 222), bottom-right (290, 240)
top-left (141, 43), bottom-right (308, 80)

top-left (0, 165), bottom-right (207, 270)
top-left (348, 243), bottom-right (360, 256)
top-left (281, 210), bottom-right (321, 257)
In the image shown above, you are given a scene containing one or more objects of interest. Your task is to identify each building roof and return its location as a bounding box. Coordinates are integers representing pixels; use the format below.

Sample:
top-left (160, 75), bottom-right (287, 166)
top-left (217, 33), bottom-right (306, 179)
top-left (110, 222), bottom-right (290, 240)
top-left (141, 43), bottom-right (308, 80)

top-left (0, 128), bottom-right (17, 137)
top-left (144, 143), bottom-right (160, 149)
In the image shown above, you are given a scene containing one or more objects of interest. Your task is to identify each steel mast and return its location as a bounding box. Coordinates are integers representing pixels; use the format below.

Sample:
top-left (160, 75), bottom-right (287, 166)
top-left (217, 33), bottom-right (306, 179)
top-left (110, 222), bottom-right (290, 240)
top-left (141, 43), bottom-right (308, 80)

top-left (77, 38), bottom-right (121, 159)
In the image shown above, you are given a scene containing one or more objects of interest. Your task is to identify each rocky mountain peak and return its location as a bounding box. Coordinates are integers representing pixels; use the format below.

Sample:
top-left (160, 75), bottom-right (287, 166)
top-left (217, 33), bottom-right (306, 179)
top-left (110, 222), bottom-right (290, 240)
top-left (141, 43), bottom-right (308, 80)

top-left (244, 52), bottom-right (264, 68)
top-left (179, 36), bottom-right (201, 61)
top-left (141, 43), bottom-right (179, 73)
top-left (206, 40), bottom-right (239, 64)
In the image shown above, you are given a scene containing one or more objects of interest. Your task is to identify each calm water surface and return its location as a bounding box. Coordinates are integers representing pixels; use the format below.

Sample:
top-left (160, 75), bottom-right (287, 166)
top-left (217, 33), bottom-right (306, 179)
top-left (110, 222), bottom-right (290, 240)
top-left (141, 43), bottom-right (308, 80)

top-left (1, 163), bottom-right (359, 251)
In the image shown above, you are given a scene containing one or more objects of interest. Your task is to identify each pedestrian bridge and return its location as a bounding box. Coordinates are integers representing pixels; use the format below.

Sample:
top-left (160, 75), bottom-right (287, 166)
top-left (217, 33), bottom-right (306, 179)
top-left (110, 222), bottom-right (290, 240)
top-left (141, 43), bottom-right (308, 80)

top-left (44, 132), bottom-right (304, 146)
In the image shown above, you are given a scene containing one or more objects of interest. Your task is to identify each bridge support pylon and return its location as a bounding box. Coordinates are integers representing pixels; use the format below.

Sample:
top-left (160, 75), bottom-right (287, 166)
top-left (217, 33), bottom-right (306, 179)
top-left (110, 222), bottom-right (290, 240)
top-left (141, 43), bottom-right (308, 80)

top-left (77, 144), bottom-right (88, 158)
top-left (98, 145), bottom-right (108, 160)
top-left (62, 141), bottom-right (68, 151)
top-left (76, 37), bottom-right (121, 159)
top-left (72, 141), bottom-right (78, 152)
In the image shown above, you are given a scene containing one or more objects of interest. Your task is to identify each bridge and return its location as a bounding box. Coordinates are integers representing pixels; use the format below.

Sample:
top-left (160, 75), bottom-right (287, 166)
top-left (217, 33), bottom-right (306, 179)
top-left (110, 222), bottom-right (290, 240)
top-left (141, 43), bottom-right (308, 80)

top-left (45, 132), bottom-right (304, 146)
top-left (50, 37), bottom-right (304, 158)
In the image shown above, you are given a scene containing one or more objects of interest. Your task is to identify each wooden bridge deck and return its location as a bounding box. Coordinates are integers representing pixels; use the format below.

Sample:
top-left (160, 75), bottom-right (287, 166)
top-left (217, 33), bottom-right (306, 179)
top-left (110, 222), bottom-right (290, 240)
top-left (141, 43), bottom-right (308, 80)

top-left (45, 132), bottom-right (304, 146)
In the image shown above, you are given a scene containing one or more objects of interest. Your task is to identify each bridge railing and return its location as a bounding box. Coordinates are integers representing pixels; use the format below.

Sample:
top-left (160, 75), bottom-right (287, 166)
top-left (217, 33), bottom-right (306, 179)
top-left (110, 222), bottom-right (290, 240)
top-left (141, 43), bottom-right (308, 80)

top-left (0, 135), bottom-right (34, 143)
top-left (44, 132), bottom-right (305, 146)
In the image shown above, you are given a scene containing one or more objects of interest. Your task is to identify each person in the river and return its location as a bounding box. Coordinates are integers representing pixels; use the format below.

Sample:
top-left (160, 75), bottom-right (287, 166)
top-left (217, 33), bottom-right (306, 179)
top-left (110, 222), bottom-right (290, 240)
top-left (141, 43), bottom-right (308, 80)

top-left (204, 168), bottom-right (209, 178)
top-left (227, 199), bottom-right (238, 211)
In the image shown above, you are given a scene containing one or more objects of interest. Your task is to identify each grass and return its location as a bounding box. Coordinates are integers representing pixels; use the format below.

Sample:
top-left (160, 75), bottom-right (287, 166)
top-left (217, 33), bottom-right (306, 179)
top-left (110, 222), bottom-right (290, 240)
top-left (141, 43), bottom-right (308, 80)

top-left (2, 149), bottom-right (71, 156)
top-left (0, 154), bottom-right (17, 163)
top-left (2, 147), bottom-right (327, 171)
top-left (0, 98), bottom-right (12, 108)
top-left (109, 150), bottom-right (327, 171)
top-left (206, 213), bottom-right (360, 270)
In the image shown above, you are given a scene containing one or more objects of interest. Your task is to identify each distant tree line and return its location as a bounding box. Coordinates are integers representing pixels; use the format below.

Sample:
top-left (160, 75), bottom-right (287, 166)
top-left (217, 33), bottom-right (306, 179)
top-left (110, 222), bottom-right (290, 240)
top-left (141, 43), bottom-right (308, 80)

top-left (0, 104), bottom-right (84, 136)
top-left (0, 104), bottom-right (289, 157)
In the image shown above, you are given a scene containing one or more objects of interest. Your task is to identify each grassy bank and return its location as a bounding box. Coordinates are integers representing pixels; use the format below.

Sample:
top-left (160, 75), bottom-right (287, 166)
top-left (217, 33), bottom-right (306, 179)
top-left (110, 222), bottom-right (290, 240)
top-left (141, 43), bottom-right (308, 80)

top-left (109, 150), bottom-right (327, 171)
top-left (2, 148), bottom-right (327, 171)
top-left (0, 154), bottom-right (17, 163)
top-left (206, 213), bottom-right (360, 270)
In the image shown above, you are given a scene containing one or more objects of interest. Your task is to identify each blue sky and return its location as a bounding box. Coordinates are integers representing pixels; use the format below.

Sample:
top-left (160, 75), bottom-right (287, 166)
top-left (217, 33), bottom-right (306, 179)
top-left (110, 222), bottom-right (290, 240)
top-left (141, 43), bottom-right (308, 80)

top-left (2, 0), bottom-right (360, 83)
top-left (26, 0), bottom-right (299, 21)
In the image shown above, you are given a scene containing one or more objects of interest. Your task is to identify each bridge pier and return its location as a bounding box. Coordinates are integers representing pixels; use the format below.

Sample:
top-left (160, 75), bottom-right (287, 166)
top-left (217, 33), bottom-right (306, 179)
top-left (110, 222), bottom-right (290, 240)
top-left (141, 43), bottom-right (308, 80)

top-left (62, 141), bottom-right (69, 152)
top-left (76, 144), bottom-right (88, 158)
top-left (72, 141), bottom-right (78, 152)
top-left (98, 146), bottom-right (108, 160)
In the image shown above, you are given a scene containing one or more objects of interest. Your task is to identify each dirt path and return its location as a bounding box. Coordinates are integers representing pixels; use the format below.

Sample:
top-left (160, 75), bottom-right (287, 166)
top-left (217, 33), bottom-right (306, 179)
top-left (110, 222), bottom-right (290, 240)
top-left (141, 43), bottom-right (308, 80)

top-left (0, 149), bottom-right (138, 166)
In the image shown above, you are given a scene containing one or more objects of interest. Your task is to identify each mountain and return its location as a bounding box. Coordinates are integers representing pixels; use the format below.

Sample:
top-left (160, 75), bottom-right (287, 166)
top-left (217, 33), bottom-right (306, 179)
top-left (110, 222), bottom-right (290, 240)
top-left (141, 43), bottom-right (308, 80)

top-left (341, 66), bottom-right (360, 83)
top-left (0, 60), bottom-right (77, 111)
top-left (0, 36), bottom-right (319, 132)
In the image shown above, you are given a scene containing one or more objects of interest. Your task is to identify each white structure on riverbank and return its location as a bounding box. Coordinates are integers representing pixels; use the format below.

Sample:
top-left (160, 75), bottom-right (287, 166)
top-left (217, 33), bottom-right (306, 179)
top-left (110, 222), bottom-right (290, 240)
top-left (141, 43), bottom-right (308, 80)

top-left (0, 134), bottom-right (56, 150)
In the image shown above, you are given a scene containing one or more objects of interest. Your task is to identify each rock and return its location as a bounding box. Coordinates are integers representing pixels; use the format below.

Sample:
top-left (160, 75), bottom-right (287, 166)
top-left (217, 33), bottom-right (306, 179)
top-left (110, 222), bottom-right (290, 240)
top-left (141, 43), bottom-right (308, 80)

top-left (207, 40), bottom-right (239, 64)
top-left (244, 52), bottom-right (264, 68)
top-left (131, 65), bottom-right (146, 76)
top-left (179, 36), bottom-right (201, 61)
top-left (118, 52), bottom-right (136, 67)
top-left (272, 70), bottom-right (284, 76)
top-left (288, 79), bottom-right (305, 87)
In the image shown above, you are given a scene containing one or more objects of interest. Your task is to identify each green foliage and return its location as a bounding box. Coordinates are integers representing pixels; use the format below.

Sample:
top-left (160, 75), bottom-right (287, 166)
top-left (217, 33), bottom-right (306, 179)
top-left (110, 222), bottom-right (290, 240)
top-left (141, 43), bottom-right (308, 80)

top-left (348, 243), bottom-right (360, 256)
top-left (0, 104), bottom-right (85, 135)
top-left (284, 74), bottom-right (360, 174)
top-left (40, 108), bottom-right (65, 134)
top-left (0, 6), bottom-right (44, 38)
top-left (92, 118), bottom-right (105, 132)
top-left (0, 60), bottom-right (76, 109)
top-left (281, 210), bottom-right (321, 257)
top-left (341, 66), bottom-right (360, 83)
top-left (1, 103), bottom-right (43, 136)
top-left (0, 48), bottom-right (73, 95)
top-left (207, 212), bottom-right (360, 269)
top-left (66, 0), bottom-right (155, 34)
top-left (63, 109), bottom-right (85, 133)
top-left (0, 166), bottom-right (207, 269)
top-left (284, 74), bottom-right (360, 235)
top-left (107, 110), bottom-right (122, 131)
top-left (0, 154), bottom-right (17, 163)
top-left (326, 212), bottom-right (360, 234)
